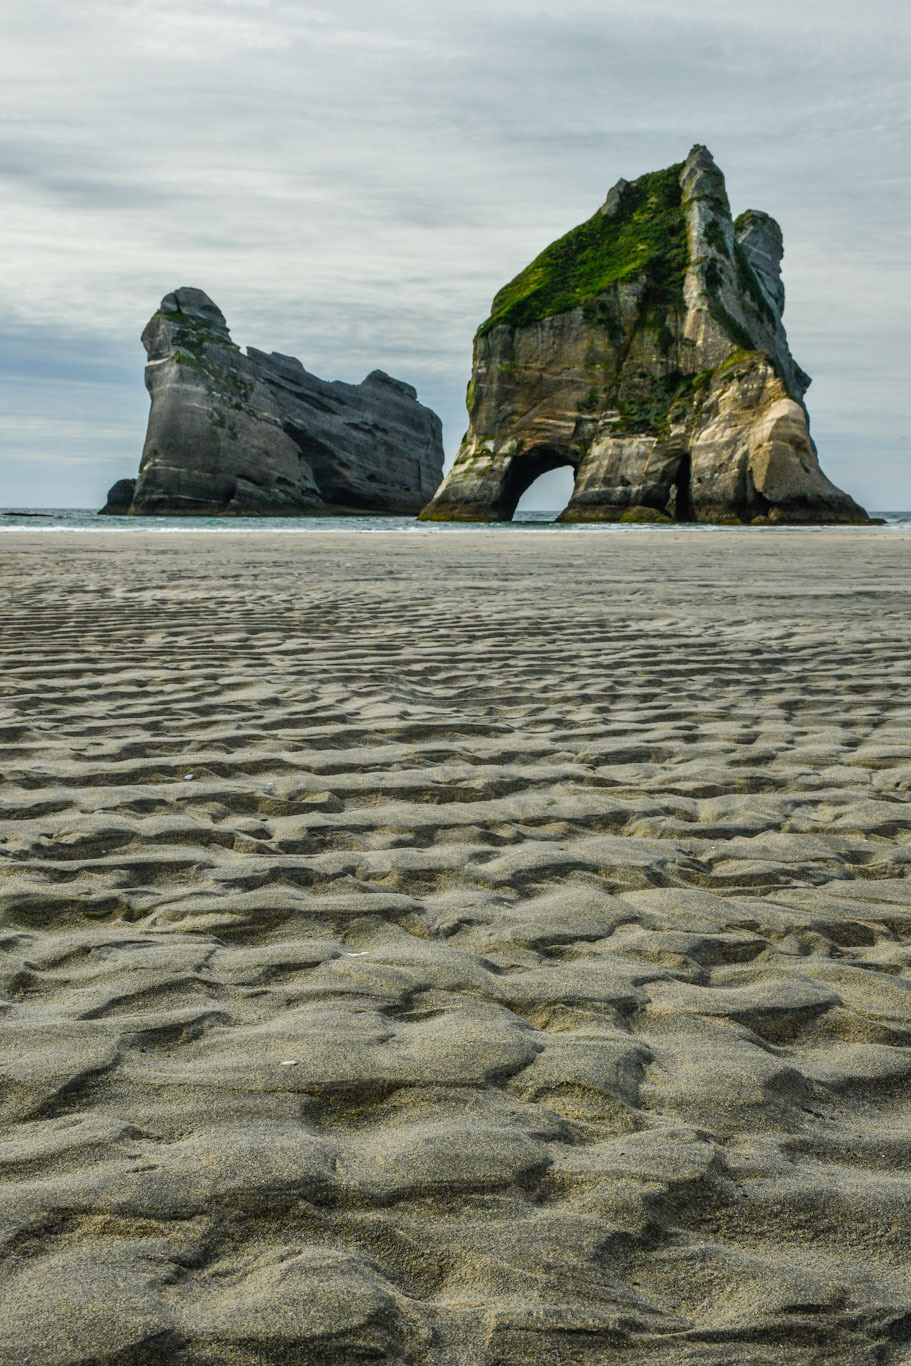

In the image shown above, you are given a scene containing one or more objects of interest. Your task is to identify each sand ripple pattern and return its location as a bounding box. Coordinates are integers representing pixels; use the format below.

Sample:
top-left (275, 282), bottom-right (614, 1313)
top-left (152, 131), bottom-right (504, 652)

top-left (1, 529), bottom-right (911, 1366)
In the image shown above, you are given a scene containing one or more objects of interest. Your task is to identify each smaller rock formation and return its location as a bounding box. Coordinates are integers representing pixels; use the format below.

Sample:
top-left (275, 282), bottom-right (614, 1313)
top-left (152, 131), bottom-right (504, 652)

top-left (101, 288), bottom-right (444, 516)
top-left (99, 478), bottom-right (135, 515)
top-left (420, 146), bottom-right (870, 525)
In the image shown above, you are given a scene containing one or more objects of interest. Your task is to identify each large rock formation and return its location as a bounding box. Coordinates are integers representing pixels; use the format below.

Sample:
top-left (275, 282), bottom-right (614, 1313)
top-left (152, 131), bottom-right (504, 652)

top-left (102, 288), bottom-right (444, 516)
top-left (420, 146), bottom-right (869, 524)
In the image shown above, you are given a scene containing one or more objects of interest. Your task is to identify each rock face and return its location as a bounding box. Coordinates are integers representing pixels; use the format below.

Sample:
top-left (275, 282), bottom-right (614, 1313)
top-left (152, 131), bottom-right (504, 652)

top-left (103, 288), bottom-right (444, 516)
top-left (420, 146), bottom-right (869, 524)
top-left (98, 478), bottom-right (136, 515)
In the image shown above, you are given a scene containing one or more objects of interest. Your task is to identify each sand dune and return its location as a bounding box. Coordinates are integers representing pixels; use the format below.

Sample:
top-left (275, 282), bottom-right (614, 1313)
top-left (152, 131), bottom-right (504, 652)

top-left (1, 527), bottom-right (910, 1365)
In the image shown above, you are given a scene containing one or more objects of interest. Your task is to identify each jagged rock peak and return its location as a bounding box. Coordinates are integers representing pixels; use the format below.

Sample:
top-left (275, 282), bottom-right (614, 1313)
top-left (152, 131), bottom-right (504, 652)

top-left (599, 177), bottom-right (629, 218)
top-left (102, 288), bottom-right (444, 517)
top-left (361, 370), bottom-right (418, 400)
top-left (680, 143), bottom-right (729, 207)
top-left (159, 287), bottom-right (229, 331)
top-left (419, 150), bottom-right (869, 526)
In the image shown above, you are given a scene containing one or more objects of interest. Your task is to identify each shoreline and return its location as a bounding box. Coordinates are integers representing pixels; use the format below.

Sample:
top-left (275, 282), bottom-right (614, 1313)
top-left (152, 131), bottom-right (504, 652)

top-left (2, 522), bottom-right (911, 541)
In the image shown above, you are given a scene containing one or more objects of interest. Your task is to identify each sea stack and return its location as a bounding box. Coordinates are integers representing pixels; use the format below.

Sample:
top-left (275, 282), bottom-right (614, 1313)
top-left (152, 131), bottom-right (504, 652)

top-left (102, 288), bottom-right (444, 516)
top-left (420, 146), bottom-right (869, 524)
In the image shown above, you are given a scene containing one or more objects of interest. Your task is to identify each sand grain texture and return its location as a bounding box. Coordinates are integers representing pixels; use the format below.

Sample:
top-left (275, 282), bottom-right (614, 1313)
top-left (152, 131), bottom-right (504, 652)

top-left (1, 528), bottom-right (910, 1365)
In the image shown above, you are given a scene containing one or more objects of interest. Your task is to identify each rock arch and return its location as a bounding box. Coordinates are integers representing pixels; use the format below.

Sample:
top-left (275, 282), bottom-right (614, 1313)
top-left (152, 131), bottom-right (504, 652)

top-left (502, 447), bottom-right (577, 520)
top-left (420, 444), bottom-right (582, 523)
top-left (419, 147), bottom-right (869, 526)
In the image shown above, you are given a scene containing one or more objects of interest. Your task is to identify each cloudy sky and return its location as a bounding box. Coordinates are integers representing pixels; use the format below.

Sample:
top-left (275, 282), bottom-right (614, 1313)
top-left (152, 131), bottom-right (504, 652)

top-left (2, 0), bottom-right (908, 510)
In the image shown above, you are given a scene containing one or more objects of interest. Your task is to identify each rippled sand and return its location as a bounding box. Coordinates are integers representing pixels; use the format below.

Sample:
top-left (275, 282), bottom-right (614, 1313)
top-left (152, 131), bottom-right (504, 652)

top-left (2, 528), bottom-right (911, 1366)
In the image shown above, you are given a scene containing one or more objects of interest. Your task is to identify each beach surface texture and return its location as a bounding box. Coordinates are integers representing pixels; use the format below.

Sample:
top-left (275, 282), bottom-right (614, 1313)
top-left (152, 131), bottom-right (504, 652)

top-left (2, 527), bottom-right (911, 1366)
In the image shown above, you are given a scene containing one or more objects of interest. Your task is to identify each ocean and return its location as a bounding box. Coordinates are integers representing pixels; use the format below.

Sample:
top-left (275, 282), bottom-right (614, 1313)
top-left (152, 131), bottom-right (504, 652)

top-left (1, 509), bottom-right (909, 532)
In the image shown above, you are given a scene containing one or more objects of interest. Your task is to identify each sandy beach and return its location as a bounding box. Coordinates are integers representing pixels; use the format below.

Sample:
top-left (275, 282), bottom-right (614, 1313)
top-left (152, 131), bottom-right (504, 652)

top-left (1, 526), bottom-right (911, 1365)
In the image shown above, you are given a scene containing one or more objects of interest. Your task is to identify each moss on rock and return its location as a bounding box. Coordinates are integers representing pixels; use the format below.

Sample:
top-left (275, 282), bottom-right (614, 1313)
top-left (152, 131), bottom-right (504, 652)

top-left (618, 505), bottom-right (673, 523)
top-left (477, 163), bottom-right (687, 337)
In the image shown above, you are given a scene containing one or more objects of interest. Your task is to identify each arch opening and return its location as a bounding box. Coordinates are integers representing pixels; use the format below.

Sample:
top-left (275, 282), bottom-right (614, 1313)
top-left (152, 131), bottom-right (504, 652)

top-left (668, 451), bottom-right (695, 522)
top-left (500, 448), bottom-right (577, 521)
top-left (513, 464), bottom-right (577, 521)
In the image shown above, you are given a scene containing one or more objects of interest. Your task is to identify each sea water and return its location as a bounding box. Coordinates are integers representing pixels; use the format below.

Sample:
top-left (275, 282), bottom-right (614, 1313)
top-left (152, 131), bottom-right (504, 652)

top-left (1, 509), bottom-right (909, 533)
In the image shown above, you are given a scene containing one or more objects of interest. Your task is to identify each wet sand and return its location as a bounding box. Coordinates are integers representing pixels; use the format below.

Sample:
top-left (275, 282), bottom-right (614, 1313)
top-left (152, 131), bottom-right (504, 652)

top-left (1, 527), bottom-right (911, 1365)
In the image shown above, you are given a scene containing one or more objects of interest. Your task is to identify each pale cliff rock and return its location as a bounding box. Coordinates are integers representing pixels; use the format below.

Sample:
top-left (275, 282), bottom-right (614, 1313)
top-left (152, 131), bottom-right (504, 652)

top-left (420, 146), bottom-right (868, 524)
top-left (102, 287), bottom-right (444, 516)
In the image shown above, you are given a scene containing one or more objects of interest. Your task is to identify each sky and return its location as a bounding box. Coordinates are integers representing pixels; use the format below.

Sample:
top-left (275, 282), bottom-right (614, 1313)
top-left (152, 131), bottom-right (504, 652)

top-left (1, 0), bottom-right (908, 511)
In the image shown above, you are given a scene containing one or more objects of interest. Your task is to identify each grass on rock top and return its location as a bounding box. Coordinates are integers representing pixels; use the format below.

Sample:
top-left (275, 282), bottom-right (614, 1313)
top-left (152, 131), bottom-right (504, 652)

top-left (477, 162), bottom-right (688, 337)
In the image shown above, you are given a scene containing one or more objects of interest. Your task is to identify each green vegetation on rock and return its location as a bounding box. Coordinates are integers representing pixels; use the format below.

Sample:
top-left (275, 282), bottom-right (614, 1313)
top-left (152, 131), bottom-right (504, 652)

top-left (618, 505), bottom-right (673, 523)
top-left (707, 297), bottom-right (755, 354)
top-left (714, 347), bottom-right (764, 377)
top-left (477, 163), bottom-right (687, 337)
top-left (703, 217), bottom-right (729, 258)
top-left (615, 372), bottom-right (688, 435)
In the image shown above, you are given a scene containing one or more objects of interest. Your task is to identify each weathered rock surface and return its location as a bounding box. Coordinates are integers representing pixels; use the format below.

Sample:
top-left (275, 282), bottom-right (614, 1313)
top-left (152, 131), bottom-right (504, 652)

top-left (421, 146), bottom-right (869, 524)
top-left (102, 287), bottom-right (444, 516)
